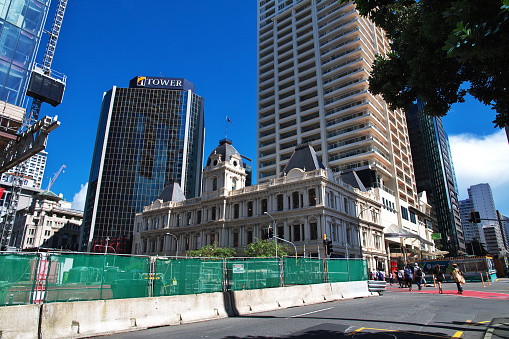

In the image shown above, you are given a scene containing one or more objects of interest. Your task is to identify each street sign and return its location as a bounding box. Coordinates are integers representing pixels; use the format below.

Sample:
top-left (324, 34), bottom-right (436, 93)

top-left (232, 264), bottom-right (244, 273)
top-left (431, 233), bottom-right (442, 240)
top-left (391, 260), bottom-right (397, 267)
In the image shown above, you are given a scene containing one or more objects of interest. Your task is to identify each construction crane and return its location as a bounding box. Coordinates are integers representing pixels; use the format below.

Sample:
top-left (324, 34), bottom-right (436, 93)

top-left (0, 0), bottom-right (69, 250)
top-left (47, 164), bottom-right (66, 191)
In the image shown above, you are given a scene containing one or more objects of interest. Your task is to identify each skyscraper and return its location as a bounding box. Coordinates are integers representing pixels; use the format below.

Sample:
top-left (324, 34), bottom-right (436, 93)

top-left (460, 183), bottom-right (506, 255)
top-left (256, 1), bottom-right (419, 232)
top-left (1, 150), bottom-right (47, 188)
top-left (80, 76), bottom-right (205, 253)
top-left (406, 100), bottom-right (465, 256)
top-left (0, 0), bottom-right (51, 107)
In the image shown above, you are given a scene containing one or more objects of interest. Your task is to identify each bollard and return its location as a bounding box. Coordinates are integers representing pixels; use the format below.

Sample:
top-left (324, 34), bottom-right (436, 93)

top-left (480, 272), bottom-right (485, 287)
top-left (486, 272), bottom-right (491, 285)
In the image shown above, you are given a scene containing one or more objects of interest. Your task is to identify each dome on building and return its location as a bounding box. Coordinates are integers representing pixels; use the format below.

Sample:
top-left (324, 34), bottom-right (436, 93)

top-left (206, 139), bottom-right (243, 167)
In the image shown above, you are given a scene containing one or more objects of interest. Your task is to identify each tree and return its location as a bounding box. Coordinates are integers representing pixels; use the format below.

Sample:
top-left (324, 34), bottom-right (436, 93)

top-left (243, 238), bottom-right (290, 258)
top-left (186, 243), bottom-right (236, 258)
top-left (341, 0), bottom-right (509, 128)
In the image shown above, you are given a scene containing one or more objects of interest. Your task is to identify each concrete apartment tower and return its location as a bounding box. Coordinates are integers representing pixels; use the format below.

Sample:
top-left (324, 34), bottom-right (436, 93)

top-left (256, 1), bottom-right (420, 246)
top-left (80, 76), bottom-right (205, 254)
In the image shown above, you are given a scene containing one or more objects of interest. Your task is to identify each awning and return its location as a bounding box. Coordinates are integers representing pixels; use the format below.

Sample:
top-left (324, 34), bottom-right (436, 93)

top-left (384, 224), bottom-right (434, 246)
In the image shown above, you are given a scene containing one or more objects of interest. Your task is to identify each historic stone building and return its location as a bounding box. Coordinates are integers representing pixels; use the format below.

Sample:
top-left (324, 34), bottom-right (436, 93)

top-left (133, 140), bottom-right (389, 270)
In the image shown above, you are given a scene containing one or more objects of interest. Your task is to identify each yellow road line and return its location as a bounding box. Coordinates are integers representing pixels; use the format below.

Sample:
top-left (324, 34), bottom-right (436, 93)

top-left (451, 331), bottom-right (463, 338)
top-left (347, 327), bottom-right (365, 334)
top-left (351, 328), bottom-right (450, 338)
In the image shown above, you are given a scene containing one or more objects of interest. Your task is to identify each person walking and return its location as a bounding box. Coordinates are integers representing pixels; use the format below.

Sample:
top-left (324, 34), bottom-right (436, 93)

top-left (404, 265), bottom-right (413, 291)
top-left (414, 263), bottom-right (423, 290)
top-left (434, 264), bottom-right (445, 294)
top-left (397, 267), bottom-right (405, 288)
top-left (451, 263), bottom-right (464, 294)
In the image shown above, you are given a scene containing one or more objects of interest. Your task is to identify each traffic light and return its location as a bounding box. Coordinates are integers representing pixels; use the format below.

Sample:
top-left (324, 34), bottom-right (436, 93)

top-left (263, 227), bottom-right (273, 239)
top-left (469, 211), bottom-right (481, 223)
top-left (326, 239), bottom-right (333, 255)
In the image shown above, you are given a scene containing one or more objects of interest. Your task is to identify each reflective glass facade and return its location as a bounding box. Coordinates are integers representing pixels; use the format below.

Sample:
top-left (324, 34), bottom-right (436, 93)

top-left (407, 100), bottom-right (465, 256)
top-left (80, 82), bottom-right (205, 253)
top-left (0, 0), bottom-right (50, 106)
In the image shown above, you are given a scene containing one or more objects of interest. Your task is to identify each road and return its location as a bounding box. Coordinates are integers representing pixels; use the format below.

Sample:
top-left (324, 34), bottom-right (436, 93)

top-left (96, 279), bottom-right (509, 339)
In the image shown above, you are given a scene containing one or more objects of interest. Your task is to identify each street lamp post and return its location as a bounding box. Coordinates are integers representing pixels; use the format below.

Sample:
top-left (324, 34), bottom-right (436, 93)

top-left (166, 232), bottom-right (179, 259)
top-left (264, 212), bottom-right (277, 258)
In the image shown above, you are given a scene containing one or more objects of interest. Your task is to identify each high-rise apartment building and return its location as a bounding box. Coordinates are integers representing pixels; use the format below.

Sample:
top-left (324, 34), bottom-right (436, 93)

top-left (1, 150), bottom-right (47, 188)
top-left (459, 198), bottom-right (478, 243)
top-left (80, 76), bottom-right (205, 253)
top-left (256, 1), bottom-right (419, 235)
top-left (0, 0), bottom-right (51, 107)
top-left (406, 101), bottom-right (465, 256)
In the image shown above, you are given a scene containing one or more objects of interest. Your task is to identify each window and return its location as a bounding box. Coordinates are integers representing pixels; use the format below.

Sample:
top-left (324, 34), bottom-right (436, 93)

top-left (292, 191), bottom-right (299, 209)
top-left (346, 227), bottom-right (352, 244)
top-left (277, 194), bottom-right (284, 211)
top-left (247, 201), bottom-right (253, 217)
top-left (409, 211), bottom-right (416, 224)
top-left (309, 188), bottom-right (316, 206)
top-left (234, 204), bottom-right (240, 219)
top-left (293, 225), bottom-right (301, 241)
top-left (401, 206), bottom-right (409, 220)
top-left (344, 198), bottom-right (349, 214)
top-left (211, 206), bottom-right (217, 220)
top-left (232, 177), bottom-right (237, 190)
top-left (261, 199), bottom-right (268, 213)
top-left (187, 212), bottom-right (192, 225)
top-left (277, 226), bottom-right (284, 239)
top-left (310, 222), bottom-right (318, 240)
top-left (197, 210), bottom-right (202, 224)
top-left (233, 232), bottom-right (239, 247)
top-left (247, 230), bottom-right (253, 244)
top-left (212, 177), bottom-right (217, 191)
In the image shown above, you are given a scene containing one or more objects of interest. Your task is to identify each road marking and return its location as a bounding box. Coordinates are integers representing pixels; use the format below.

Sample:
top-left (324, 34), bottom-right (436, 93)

top-left (349, 328), bottom-right (458, 338)
top-left (287, 307), bottom-right (334, 318)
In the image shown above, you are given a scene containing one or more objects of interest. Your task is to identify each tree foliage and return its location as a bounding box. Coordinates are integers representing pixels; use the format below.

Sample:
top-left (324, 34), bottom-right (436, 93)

top-left (243, 238), bottom-right (290, 258)
top-left (341, 0), bottom-right (509, 128)
top-left (186, 243), bottom-right (236, 258)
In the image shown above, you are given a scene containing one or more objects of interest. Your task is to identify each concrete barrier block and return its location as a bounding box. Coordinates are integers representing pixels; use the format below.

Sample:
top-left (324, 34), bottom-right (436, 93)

top-left (231, 289), bottom-right (283, 315)
top-left (0, 304), bottom-right (41, 339)
top-left (41, 292), bottom-right (231, 339)
top-left (307, 283), bottom-right (334, 303)
top-left (330, 281), bottom-right (374, 300)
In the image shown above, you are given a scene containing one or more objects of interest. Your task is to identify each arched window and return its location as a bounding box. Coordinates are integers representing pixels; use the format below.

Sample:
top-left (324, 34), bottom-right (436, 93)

top-left (212, 177), bottom-right (217, 191)
top-left (232, 177), bottom-right (237, 190)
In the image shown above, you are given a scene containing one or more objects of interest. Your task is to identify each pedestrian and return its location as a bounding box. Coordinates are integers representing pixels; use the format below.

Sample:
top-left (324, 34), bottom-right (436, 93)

top-left (378, 270), bottom-right (385, 282)
top-left (434, 264), bottom-right (445, 294)
top-left (390, 271), bottom-right (396, 286)
top-left (451, 263), bottom-right (464, 294)
top-left (404, 265), bottom-right (413, 291)
top-left (414, 263), bottom-right (423, 290)
top-left (397, 267), bottom-right (405, 288)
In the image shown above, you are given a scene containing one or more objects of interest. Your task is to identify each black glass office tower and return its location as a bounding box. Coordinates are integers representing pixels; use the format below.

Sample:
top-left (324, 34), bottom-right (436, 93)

top-left (406, 100), bottom-right (465, 256)
top-left (80, 76), bottom-right (204, 253)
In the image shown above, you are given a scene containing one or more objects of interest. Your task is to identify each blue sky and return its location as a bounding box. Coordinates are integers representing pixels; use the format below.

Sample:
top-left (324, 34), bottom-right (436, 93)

top-left (35, 1), bottom-right (508, 216)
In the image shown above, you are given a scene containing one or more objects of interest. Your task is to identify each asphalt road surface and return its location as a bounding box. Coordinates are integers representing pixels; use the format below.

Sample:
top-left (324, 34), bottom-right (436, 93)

top-left (96, 279), bottom-right (509, 339)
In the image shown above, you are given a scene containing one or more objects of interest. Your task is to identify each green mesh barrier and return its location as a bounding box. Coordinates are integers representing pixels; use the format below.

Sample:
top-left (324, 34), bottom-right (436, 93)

top-left (44, 253), bottom-right (150, 302)
top-left (326, 259), bottom-right (349, 282)
top-left (283, 257), bottom-right (324, 285)
top-left (226, 258), bottom-right (280, 291)
top-left (154, 258), bottom-right (223, 296)
top-left (347, 259), bottom-right (369, 281)
top-left (0, 253), bottom-right (38, 306)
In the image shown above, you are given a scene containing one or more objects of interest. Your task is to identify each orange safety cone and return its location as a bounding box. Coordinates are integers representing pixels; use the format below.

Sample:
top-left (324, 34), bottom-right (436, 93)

top-left (480, 272), bottom-right (485, 287)
top-left (486, 272), bottom-right (491, 285)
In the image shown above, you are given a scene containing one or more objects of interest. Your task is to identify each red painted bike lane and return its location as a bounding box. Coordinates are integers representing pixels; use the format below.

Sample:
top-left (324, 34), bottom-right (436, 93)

top-left (386, 286), bottom-right (509, 300)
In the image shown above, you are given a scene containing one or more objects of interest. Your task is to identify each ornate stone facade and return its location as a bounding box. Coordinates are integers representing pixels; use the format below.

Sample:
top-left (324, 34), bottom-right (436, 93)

top-left (133, 141), bottom-right (387, 269)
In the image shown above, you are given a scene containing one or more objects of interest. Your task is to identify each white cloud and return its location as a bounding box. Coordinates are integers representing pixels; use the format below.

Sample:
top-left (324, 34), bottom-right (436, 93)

top-left (449, 130), bottom-right (509, 206)
top-left (71, 183), bottom-right (88, 211)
